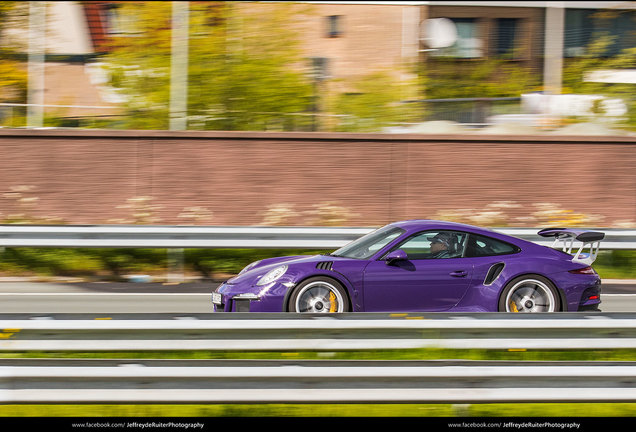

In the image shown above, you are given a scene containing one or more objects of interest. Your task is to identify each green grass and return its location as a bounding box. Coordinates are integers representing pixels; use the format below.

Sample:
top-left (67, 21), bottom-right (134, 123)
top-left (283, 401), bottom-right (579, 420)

top-left (3, 347), bottom-right (636, 361)
top-left (1, 248), bottom-right (635, 280)
top-left (0, 247), bottom-right (329, 280)
top-left (594, 250), bottom-right (636, 279)
top-left (0, 404), bottom-right (454, 417)
top-left (1, 403), bottom-right (635, 417)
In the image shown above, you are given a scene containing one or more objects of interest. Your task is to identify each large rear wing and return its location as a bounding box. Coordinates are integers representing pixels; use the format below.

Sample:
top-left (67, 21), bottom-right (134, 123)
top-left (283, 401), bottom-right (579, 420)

top-left (538, 228), bottom-right (605, 265)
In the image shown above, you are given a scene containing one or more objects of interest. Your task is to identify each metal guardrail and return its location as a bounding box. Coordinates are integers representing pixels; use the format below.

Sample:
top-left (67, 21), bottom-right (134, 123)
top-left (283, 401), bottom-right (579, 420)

top-left (0, 225), bottom-right (371, 248)
top-left (2, 315), bottom-right (636, 404)
top-left (0, 225), bottom-right (634, 249)
top-left (1, 360), bottom-right (636, 403)
top-left (2, 314), bottom-right (636, 351)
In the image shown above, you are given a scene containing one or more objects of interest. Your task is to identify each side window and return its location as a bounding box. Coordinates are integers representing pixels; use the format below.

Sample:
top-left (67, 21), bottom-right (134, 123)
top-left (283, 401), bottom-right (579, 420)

top-left (465, 233), bottom-right (520, 257)
top-left (388, 231), bottom-right (467, 260)
top-left (429, 18), bottom-right (482, 59)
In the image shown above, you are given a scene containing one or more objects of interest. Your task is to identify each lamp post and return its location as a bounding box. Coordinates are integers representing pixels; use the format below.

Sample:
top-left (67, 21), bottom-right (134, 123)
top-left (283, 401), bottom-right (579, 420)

top-left (169, 1), bottom-right (189, 131)
top-left (27, 1), bottom-right (46, 128)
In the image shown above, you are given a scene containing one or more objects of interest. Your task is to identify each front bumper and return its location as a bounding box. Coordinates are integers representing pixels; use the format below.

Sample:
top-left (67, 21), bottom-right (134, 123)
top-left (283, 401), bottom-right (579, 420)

top-left (212, 281), bottom-right (291, 312)
top-left (213, 292), bottom-right (259, 312)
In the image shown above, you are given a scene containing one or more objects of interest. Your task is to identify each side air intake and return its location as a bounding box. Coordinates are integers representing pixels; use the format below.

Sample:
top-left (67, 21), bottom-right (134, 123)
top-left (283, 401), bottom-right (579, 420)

top-left (316, 261), bottom-right (333, 271)
top-left (484, 262), bottom-right (505, 285)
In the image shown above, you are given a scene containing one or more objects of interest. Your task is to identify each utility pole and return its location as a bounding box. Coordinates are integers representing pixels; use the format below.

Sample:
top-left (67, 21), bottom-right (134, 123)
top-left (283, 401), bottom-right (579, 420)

top-left (543, 2), bottom-right (565, 95)
top-left (169, 1), bottom-right (189, 130)
top-left (27, 1), bottom-right (46, 128)
top-left (167, 1), bottom-right (189, 282)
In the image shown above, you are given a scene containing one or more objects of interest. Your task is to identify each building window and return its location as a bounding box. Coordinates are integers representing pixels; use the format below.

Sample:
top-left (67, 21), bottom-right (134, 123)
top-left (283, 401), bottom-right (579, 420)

top-left (430, 18), bottom-right (482, 58)
top-left (103, 4), bottom-right (137, 36)
top-left (564, 9), bottom-right (594, 57)
top-left (103, 4), bottom-right (123, 35)
top-left (495, 18), bottom-right (518, 58)
top-left (326, 15), bottom-right (343, 38)
top-left (565, 9), bottom-right (636, 57)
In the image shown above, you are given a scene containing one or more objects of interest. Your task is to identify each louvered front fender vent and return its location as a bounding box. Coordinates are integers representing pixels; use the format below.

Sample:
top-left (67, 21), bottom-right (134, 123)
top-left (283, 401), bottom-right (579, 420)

top-left (316, 261), bottom-right (333, 271)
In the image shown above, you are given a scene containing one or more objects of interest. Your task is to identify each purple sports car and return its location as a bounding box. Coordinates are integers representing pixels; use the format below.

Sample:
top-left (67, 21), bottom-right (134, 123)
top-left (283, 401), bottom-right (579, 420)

top-left (212, 220), bottom-right (603, 313)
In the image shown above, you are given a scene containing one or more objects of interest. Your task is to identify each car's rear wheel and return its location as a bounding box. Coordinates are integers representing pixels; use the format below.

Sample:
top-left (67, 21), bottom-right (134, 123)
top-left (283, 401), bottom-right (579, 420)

top-left (288, 277), bottom-right (350, 313)
top-left (498, 275), bottom-right (560, 313)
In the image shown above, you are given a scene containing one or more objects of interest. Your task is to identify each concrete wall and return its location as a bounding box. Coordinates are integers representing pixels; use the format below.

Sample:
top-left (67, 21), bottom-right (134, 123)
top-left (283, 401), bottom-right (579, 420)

top-left (0, 129), bottom-right (634, 228)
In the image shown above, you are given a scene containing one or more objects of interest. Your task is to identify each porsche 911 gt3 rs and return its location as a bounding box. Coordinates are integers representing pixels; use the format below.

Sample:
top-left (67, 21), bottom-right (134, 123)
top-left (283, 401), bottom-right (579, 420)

top-left (212, 220), bottom-right (603, 313)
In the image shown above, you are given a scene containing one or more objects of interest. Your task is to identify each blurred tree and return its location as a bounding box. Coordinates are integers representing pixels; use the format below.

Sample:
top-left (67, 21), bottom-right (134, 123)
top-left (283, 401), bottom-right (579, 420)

top-left (423, 58), bottom-right (541, 100)
top-left (327, 70), bottom-right (421, 132)
top-left (0, 1), bottom-right (28, 127)
top-left (416, 57), bottom-right (540, 125)
top-left (101, 1), bottom-right (313, 131)
top-left (563, 34), bottom-right (636, 128)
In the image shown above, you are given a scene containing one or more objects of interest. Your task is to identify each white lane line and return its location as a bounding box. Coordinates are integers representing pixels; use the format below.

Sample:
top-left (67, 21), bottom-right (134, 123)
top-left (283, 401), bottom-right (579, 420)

top-left (0, 293), bottom-right (211, 296)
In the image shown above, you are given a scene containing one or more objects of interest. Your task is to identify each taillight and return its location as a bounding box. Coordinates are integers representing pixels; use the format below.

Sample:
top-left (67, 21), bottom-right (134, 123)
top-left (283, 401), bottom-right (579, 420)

top-left (569, 266), bottom-right (596, 275)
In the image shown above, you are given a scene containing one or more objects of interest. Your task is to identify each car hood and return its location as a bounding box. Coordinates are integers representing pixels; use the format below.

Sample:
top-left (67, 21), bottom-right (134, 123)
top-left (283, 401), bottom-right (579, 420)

top-left (227, 254), bottom-right (332, 285)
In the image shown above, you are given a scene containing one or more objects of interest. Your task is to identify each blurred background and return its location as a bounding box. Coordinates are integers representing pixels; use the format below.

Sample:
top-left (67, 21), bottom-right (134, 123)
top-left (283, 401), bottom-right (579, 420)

top-left (0, 1), bottom-right (634, 133)
top-left (0, 1), bottom-right (634, 279)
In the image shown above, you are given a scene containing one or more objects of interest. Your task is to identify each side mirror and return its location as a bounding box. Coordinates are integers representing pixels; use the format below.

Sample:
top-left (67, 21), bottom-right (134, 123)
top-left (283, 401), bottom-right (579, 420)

top-left (385, 249), bottom-right (408, 265)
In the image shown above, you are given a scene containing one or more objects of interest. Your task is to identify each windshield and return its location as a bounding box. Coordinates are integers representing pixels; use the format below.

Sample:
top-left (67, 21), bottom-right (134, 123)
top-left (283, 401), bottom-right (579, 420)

top-left (331, 226), bottom-right (404, 260)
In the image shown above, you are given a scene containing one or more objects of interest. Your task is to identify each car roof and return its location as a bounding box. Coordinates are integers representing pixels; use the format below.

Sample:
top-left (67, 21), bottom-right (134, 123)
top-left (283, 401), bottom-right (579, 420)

top-left (389, 219), bottom-right (528, 241)
top-left (389, 219), bottom-right (495, 233)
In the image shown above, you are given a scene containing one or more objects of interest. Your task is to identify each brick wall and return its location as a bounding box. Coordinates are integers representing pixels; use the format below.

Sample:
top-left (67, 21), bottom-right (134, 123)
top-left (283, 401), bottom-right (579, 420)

top-left (0, 129), bottom-right (634, 228)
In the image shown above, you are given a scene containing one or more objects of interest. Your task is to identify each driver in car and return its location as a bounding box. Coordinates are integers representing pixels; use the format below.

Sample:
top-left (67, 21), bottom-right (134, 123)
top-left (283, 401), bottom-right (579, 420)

top-left (427, 232), bottom-right (453, 258)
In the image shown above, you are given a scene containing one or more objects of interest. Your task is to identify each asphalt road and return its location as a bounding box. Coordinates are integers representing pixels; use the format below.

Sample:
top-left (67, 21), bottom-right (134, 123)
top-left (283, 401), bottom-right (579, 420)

top-left (0, 280), bottom-right (633, 314)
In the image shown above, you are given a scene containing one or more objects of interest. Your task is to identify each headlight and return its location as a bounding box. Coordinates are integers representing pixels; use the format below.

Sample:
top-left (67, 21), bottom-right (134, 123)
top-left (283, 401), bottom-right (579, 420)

top-left (239, 260), bottom-right (262, 275)
top-left (257, 265), bottom-right (287, 286)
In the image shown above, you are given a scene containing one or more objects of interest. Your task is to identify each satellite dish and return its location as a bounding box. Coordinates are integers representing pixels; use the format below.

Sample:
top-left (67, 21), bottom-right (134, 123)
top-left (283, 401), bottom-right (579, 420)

top-left (421, 18), bottom-right (457, 49)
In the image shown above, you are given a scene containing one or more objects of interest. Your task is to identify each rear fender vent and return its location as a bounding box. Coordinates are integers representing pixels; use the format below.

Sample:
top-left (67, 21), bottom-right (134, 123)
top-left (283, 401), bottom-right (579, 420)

top-left (316, 261), bottom-right (333, 271)
top-left (484, 262), bottom-right (505, 285)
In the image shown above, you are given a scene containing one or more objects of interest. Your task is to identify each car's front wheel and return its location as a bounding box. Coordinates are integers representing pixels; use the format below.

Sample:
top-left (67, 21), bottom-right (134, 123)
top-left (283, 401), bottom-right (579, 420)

top-left (498, 275), bottom-right (560, 313)
top-left (288, 277), bottom-right (350, 313)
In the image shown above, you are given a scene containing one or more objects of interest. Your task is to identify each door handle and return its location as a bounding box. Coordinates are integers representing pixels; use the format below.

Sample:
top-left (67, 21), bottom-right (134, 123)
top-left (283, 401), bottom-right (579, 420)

top-left (450, 270), bottom-right (468, 278)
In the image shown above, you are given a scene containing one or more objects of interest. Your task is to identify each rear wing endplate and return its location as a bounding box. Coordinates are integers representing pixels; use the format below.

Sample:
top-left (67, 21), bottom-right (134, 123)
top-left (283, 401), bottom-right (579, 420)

top-left (538, 228), bottom-right (605, 265)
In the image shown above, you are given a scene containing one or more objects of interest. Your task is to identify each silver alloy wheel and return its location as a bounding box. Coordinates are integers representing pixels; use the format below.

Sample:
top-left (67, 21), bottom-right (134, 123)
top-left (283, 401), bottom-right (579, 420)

top-left (294, 281), bottom-right (345, 313)
top-left (504, 278), bottom-right (557, 313)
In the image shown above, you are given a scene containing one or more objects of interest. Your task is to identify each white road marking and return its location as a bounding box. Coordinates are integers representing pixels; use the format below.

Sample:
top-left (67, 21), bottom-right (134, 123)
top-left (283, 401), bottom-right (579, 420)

top-left (0, 293), bottom-right (211, 296)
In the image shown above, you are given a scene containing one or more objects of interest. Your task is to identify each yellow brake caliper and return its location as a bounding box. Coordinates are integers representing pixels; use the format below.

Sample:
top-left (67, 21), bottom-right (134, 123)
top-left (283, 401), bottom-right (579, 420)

top-left (329, 291), bottom-right (337, 312)
top-left (509, 300), bottom-right (519, 313)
